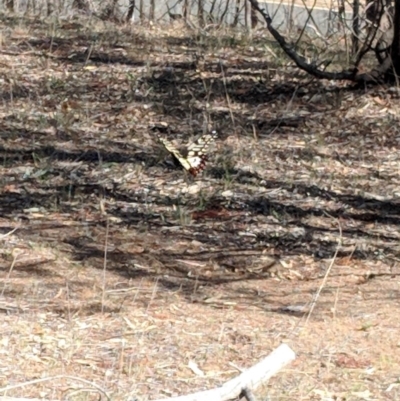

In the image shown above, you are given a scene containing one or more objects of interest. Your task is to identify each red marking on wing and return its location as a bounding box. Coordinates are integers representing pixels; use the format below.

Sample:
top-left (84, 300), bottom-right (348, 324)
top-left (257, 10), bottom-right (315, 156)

top-left (188, 155), bottom-right (208, 176)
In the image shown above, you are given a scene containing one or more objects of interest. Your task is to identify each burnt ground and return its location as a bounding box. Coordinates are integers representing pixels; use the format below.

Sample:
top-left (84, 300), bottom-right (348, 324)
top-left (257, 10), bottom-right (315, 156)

top-left (0, 14), bottom-right (399, 401)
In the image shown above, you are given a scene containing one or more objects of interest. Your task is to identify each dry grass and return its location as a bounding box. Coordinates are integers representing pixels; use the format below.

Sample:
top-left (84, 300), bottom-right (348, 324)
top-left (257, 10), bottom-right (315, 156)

top-left (0, 13), bottom-right (399, 401)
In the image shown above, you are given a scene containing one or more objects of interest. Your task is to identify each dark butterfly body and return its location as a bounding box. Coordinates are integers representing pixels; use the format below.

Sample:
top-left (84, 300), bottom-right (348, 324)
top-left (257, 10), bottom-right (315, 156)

top-left (158, 131), bottom-right (217, 176)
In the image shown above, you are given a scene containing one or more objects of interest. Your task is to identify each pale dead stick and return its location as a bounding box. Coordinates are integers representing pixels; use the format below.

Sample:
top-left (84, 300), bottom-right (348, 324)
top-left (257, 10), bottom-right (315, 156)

top-left (305, 212), bottom-right (343, 325)
top-left (0, 226), bottom-right (19, 239)
top-left (0, 226), bottom-right (22, 298)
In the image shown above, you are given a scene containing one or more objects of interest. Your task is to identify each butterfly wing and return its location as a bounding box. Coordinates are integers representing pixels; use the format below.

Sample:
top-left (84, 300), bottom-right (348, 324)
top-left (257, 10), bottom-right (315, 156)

top-left (158, 131), bottom-right (217, 176)
top-left (158, 136), bottom-right (192, 170)
top-left (186, 131), bottom-right (218, 176)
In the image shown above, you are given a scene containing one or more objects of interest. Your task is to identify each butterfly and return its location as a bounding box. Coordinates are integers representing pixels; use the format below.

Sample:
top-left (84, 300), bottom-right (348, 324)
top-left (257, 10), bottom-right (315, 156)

top-left (158, 131), bottom-right (217, 176)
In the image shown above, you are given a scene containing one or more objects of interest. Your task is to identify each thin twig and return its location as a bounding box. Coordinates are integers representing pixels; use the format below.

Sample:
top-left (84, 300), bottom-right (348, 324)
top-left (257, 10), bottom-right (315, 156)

top-left (219, 61), bottom-right (236, 127)
top-left (0, 226), bottom-right (19, 239)
top-left (1, 250), bottom-right (19, 297)
top-left (0, 375), bottom-right (111, 401)
top-left (101, 218), bottom-right (110, 314)
top-left (305, 214), bottom-right (343, 325)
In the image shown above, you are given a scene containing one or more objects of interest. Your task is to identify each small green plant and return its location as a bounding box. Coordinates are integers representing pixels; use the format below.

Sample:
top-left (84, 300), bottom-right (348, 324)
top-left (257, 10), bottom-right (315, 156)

top-left (221, 161), bottom-right (236, 190)
top-left (47, 76), bottom-right (67, 91)
top-left (196, 189), bottom-right (208, 211)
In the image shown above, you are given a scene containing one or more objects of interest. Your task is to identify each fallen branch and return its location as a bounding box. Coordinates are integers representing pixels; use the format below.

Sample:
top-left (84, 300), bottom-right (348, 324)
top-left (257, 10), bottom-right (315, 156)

top-left (151, 343), bottom-right (296, 401)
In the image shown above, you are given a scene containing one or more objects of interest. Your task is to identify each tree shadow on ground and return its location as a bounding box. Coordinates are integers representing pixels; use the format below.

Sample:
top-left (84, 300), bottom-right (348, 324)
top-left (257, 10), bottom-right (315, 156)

top-left (1, 22), bottom-right (399, 315)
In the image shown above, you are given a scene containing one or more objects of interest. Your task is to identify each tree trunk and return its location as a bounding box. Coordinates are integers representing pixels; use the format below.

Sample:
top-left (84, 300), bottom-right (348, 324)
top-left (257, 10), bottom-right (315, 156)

top-left (47, 0), bottom-right (54, 15)
top-left (183, 0), bottom-right (189, 20)
top-left (352, 0), bottom-right (360, 54)
top-left (250, 1), bottom-right (257, 29)
top-left (198, 0), bottom-right (204, 27)
top-left (219, 0), bottom-right (230, 24)
top-left (5, 0), bottom-right (14, 12)
top-left (126, 0), bottom-right (135, 22)
top-left (139, 0), bottom-right (144, 22)
top-left (244, 0), bottom-right (248, 28)
top-left (391, 0), bottom-right (400, 75)
top-left (232, 0), bottom-right (240, 27)
top-left (209, 0), bottom-right (217, 23)
top-left (149, 0), bottom-right (155, 21)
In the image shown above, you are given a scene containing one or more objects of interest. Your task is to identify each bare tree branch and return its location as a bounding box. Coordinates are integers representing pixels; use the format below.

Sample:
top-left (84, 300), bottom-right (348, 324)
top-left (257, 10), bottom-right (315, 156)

top-left (247, 0), bottom-right (358, 81)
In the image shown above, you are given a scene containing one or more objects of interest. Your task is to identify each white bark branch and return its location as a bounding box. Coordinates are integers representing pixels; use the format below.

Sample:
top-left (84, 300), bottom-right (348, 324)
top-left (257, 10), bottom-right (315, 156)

top-left (151, 343), bottom-right (296, 401)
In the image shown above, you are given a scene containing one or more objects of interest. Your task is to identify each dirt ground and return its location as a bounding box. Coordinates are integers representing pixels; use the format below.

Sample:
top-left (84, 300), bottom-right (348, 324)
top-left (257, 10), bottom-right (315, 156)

top-left (0, 13), bottom-right (399, 401)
